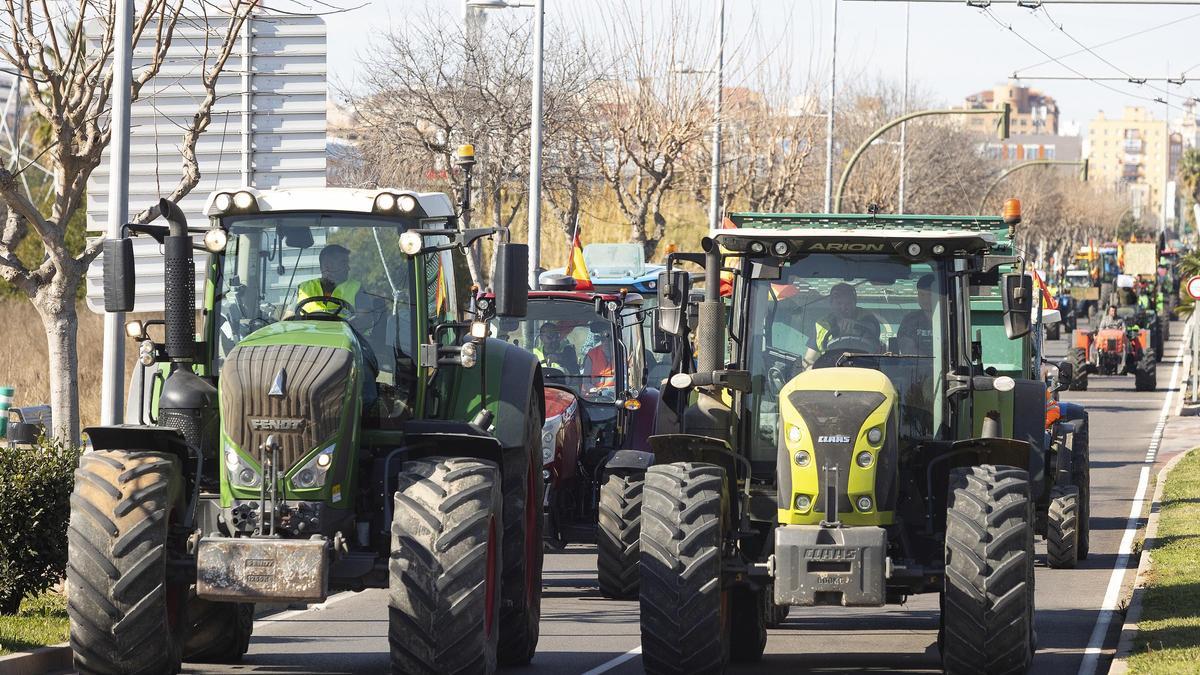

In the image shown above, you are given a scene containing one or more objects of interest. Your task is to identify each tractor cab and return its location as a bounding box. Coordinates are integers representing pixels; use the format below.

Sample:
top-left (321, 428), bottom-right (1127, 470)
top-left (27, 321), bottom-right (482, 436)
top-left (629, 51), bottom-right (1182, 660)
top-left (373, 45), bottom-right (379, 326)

top-left (481, 285), bottom-right (660, 561)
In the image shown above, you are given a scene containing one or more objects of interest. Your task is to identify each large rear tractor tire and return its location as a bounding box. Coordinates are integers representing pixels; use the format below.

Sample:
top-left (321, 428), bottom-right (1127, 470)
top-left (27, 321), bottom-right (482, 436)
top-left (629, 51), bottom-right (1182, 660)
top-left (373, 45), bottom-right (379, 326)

top-left (640, 463), bottom-right (729, 675)
top-left (1072, 414), bottom-right (1091, 559)
top-left (942, 465), bottom-right (1035, 675)
top-left (597, 470), bottom-right (644, 599)
top-left (388, 457), bottom-right (503, 675)
top-left (1046, 486), bottom-right (1080, 569)
top-left (182, 591), bottom-right (253, 663)
top-left (67, 450), bottom-right (187, 675)
top-left (497, 392), bottom-right (546, 665)
top-left (1135, 351), bottom-right (1157, 391)
top-left (1068, 347), bottom-right (1089, 391)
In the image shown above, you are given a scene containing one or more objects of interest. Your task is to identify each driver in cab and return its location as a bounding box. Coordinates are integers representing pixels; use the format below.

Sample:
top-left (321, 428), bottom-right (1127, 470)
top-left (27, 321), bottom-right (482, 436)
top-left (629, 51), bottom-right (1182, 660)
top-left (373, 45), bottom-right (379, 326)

top-left (534, 323), bottom-right (579, 374)
top-left (296, 245), bottom-right (385, 333)
top-left (803, 282), bottom-right (882, 368)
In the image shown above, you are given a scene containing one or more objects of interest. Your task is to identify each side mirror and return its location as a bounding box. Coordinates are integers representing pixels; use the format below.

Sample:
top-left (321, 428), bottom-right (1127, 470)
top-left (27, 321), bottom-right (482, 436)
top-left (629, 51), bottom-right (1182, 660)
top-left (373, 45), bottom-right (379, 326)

top-left (651, 309), bottom-right (672, 354)
top-left (1002, 273), bottom-right (1033, 339)
top-left (656, 269), bottom-right (690, 337)
top-left (1053, 359), bottom-right (1073, 393)
top-left (494, 243), bottom-right (528, 318)
top-left (104, 237), bottom-right (136, 313)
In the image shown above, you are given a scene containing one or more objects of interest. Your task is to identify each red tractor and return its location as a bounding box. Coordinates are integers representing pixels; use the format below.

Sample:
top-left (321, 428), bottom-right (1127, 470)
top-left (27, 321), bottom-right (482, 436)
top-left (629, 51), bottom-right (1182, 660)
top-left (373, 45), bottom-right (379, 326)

top-left (480, 278), bottom-right (661, 598)
top-left (1068, 315), bottom-right (1157, 391)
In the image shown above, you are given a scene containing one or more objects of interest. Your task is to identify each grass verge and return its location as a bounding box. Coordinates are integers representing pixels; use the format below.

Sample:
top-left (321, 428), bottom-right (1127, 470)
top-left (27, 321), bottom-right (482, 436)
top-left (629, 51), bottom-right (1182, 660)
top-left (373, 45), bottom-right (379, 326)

top-left (0, 591), bottom-right (68, 656)
top-left (1129, 448), bottom-right (1200, 674)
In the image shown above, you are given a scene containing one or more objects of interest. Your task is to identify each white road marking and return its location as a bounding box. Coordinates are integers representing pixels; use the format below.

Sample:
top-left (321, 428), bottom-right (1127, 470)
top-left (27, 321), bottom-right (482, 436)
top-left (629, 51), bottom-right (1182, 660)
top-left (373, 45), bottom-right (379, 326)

top-left (1078, 323), bottom-right (1189, 675)
top-left (253, 590), bottom-right (358, 627)
top-left (580, 646), bottom-right (642, 675)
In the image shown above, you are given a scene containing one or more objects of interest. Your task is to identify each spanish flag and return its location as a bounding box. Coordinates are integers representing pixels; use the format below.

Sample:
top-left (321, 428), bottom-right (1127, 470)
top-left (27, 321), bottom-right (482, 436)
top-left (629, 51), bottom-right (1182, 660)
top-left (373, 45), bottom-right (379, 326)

top-left (1031, 269), bottom-right (1057, 310)
top-left (565, 220), bottom-right (593, 291)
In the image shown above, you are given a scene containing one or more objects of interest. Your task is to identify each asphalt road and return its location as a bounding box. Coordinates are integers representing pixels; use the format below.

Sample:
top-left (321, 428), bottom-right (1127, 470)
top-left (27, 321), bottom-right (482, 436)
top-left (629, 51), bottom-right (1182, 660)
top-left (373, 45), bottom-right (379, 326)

top-left (165, 319), bottom-right (1185, 675)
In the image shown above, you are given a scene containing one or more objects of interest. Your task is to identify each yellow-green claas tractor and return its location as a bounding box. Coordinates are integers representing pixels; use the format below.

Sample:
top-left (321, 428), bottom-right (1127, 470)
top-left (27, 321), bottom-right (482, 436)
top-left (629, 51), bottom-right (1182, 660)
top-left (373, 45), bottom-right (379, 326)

top-left (640, 212), bottom-right (1040, 675)
top-left (70, 179), bottom-right (546, 673)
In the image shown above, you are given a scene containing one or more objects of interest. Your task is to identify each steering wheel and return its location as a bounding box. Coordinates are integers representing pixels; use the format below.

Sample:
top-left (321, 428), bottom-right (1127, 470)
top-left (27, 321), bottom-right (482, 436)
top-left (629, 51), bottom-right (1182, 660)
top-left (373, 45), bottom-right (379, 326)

top-left (292, 295), bottom-right (355, 321)
top-left (813, 335), bottom-right (880, 369)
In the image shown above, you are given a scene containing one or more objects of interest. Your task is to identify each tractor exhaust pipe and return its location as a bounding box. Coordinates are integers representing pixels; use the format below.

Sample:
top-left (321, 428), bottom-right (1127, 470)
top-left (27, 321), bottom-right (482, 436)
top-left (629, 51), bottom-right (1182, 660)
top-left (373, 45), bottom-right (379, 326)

top-left (159, 198), bottom-right (194, 362)
top-left (697, 241), bottom-right (725, 375)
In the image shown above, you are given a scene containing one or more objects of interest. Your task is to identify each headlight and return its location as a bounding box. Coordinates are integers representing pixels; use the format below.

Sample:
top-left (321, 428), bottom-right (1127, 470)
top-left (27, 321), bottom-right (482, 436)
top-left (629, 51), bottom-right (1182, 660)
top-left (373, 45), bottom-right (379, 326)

top-left (541, 415), bottom-right (563, 465)
top-left (787, 425), bottom-right (802, 444)
top-left (461, 341), bottom-right (478, 369)
top-left (856, 451), bottom-right (874, 468)
top-left (398, 194), bottom-right (418, 213)
top-left (399, 231), bottom-right (424, 256)
top-left (866, 426), bottom-right (883, 445)
top-left (232, 191), bottom-right (257, 210)
top-left (793, 450), bottom-right (810, 467)
top-left (291, 443), bottom-right (336, 490)
top-left (225, 442), bottom-right (261, 489)
top-left (856, 496), bottom-right (873, 512)
top-left (906, 243), bottom-right (922, 257)
top-left (203, 227), bottom-right (228, 253)
top-left (773, 241), bottom-right (790, 256)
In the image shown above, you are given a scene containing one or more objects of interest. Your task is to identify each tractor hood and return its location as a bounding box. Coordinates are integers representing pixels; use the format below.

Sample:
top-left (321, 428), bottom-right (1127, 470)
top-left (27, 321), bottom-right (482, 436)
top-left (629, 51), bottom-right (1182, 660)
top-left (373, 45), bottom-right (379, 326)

top-left (236, 319), bottom-right (358, 351)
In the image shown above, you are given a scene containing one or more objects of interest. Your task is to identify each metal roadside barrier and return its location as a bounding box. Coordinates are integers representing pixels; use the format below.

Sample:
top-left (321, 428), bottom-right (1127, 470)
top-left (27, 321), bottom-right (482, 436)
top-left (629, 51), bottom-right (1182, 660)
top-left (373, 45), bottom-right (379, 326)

top-left (0, 386), bottom-right (12, 439)
top-left (1191, 312), bottom-right (1199, 404)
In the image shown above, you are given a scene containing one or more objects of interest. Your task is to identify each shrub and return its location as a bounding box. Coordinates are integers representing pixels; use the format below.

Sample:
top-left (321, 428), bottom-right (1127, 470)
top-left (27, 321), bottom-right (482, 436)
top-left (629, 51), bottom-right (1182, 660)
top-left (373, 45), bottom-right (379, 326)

top-left (0, 438), bottom-right (79, 614)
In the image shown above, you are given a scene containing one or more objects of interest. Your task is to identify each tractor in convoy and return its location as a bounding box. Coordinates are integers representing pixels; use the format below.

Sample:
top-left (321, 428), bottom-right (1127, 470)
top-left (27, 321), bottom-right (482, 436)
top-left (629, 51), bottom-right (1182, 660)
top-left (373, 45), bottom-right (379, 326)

top-left (1069, 306), bottom-right (1157, 392)
top-left (71, 177), bottom-right (547, 673)
top-left (638, 208), bottom-right (1044, 675)
top-left (971, 231), bottom-right (1091, 570)
top-left (481, 279), bottom-right (660, 598)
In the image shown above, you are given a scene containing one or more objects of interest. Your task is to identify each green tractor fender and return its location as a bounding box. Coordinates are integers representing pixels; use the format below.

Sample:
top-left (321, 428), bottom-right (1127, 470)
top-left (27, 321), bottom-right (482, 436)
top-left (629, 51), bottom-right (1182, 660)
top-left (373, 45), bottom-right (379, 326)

top-left (487, 339), bottom-right (545, 451)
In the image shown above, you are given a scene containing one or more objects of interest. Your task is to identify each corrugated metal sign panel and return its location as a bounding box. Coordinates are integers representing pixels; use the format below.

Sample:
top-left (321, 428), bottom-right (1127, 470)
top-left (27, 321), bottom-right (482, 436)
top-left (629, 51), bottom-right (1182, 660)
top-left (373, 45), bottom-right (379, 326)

top-left (85, 14), bottom-right (327, 313)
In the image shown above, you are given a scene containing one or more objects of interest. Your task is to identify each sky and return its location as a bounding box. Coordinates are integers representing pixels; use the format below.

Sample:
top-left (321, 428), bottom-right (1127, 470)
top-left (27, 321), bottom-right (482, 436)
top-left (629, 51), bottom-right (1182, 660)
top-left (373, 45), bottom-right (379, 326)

top-left (322, 0), bottom-right (1200, 134)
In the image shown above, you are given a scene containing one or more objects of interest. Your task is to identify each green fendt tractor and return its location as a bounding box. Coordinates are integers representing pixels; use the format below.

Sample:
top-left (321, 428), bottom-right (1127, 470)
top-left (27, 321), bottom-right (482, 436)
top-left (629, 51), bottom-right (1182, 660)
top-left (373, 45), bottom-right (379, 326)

top-left (640, 212), bottom-right (1041, 674)
top-left (70, 183), bottom-right (545, 674)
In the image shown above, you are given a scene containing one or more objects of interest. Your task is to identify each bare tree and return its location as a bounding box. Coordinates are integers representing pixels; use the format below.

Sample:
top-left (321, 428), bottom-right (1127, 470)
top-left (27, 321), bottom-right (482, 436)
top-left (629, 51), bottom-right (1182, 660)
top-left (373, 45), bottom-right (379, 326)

top-left (585, 1), bottom-right (714, 259)
top-left (0, 1), bottom-right (256, 441)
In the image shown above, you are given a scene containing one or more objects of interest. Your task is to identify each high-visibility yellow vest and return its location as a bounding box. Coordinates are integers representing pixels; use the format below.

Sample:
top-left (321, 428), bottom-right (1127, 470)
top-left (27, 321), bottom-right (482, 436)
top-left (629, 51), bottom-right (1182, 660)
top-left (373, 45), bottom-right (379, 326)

top-left (297, 278), bottom-right (361, 315)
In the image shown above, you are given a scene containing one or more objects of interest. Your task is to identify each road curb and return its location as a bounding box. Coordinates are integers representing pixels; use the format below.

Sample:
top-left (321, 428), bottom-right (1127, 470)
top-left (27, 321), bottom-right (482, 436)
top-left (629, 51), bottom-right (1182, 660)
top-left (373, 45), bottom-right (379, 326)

top-left (1108, 445), bottom-right (1197, 674)
top-left (0, 642), bottom-right (70, 675)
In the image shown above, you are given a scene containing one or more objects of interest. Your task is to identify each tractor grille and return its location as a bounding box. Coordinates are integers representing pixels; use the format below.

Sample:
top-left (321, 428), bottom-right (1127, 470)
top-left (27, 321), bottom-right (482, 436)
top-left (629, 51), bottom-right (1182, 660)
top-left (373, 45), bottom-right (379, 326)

top-left (787, 390), bottom-right (886, 514)
top-left (220, 344), bottom-right (352, 469)
top-left (1107, 338), bottom-right (1118, 351)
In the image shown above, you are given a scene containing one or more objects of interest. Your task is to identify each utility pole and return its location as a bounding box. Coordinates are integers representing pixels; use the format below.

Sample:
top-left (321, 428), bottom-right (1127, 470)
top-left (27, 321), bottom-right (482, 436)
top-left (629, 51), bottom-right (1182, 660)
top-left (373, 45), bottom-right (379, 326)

top-left (528, 0), bottom-right (545, 288)
top-left (709, 0), bottom-right (725, 231)
top-left (101, 0), bottom-right (134, 426)
top-left (898, 2), bottom-right (911, 214)
top-left (823, 0), bottom-right (839, 212)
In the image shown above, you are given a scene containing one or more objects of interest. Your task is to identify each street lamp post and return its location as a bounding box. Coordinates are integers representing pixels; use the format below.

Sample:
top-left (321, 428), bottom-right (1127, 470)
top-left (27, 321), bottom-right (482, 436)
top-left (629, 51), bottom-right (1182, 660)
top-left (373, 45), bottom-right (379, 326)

top-left (465, 0), bottom-right (544, 288)
top-left (977, 158), bottom-right (1089, 215)
top-left (709, 0), bottom-right (725, 232)
top-left (833, 104), bottom-right (1010, 213)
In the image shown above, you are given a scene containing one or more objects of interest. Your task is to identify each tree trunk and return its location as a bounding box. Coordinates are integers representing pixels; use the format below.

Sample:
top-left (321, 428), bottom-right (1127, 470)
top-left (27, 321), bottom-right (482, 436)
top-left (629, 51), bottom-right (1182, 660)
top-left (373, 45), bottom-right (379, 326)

top-left (33, 275), bottom-right (82, 445)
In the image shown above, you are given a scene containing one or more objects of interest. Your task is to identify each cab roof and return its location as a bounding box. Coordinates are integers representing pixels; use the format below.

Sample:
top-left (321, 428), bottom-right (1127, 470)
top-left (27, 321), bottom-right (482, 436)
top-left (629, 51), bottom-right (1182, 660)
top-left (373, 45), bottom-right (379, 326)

top-left (203, 187), bottom-right (455, 219)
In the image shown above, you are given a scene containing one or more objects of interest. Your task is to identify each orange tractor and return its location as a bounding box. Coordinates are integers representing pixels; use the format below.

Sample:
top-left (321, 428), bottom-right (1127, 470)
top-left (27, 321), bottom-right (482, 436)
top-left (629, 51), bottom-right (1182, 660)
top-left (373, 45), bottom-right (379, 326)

top-left (1068, 321), bottom-right (1156, 391)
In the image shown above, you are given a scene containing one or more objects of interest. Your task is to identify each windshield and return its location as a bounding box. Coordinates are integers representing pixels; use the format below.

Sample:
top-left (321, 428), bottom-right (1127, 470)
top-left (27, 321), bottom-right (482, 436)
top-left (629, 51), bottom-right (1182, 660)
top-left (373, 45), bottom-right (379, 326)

top-left (491, 299), bottom-right (620, 403)
top-left (213, 213), bottom-right (467, 380)
top-left (1065, 274), bottom-right (1091, 288)
top-left (584, 243), bottom-right (645, 278)
top-left (740, 254), bottom-right (950, 464)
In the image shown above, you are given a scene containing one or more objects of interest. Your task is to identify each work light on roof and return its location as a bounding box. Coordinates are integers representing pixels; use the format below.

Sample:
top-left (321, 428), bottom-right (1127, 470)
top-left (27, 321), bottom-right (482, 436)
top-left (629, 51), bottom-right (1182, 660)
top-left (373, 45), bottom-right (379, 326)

top-left (932, 244), bottom-right (946, 255)
top-left (232, 191), bottom-right (257, 210)
top-left (399, 231), bottom-right (424, 256)
top-left (906, 243), bottom-right (922, 257)
top-left (203, 228), bottom-right (228, 253)
top-left (773, 241), bottom-right (790, 256)
top-left (397, 195), bottom-right (418, 213)
top-left (375, 193), bottom-right (396, 211)
top-left (213, 193), bottom-right (233, 212)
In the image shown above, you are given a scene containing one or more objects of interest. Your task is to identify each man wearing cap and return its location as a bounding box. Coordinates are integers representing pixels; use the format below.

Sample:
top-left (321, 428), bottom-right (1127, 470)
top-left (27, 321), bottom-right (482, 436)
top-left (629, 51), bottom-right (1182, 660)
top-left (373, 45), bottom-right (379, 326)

top-left (803, 283), bottom-right (882, 368)
top-left (533, 322), bottom-right (579, 374)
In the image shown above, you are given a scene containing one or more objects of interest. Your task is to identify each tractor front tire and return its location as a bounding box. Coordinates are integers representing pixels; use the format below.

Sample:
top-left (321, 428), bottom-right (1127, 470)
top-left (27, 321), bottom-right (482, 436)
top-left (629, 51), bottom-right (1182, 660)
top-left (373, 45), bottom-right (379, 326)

top-left (67, 450), bottom-right (186, 675)
top-left (1047, 323), bottom-right (1061, 341)
top-left (597, 470), bottom-right (644, 599)
top-left (942, 465), bottom-right (1035, 675)
top-left (640, 463), bottom-right (729, 675)
top-left (497, 392), bottom-right (546, 665)
top-left (1046, 486), bottom-right (1080, 569)
top-left (182, 591), bottom-right (254, 663)
top-left (388, 457), bottom-right (503, 675)
top-left (1135, 351), bottom-right (1158, 391)
top-left (1068, 347), bottom-right (1089, 391)
top-left (1072, 414), bottom-right (1092, 559)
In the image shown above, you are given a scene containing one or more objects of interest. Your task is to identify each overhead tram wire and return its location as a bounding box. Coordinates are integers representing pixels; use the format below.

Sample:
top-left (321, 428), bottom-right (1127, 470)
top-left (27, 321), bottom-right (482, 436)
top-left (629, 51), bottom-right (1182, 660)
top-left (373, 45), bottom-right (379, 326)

top-left (1032, 2), bottom-right (1184, 100)
top-left (1012, 10), bottom-right (1200, 74)
top-left (976, 5), bottom-right (1185, 110)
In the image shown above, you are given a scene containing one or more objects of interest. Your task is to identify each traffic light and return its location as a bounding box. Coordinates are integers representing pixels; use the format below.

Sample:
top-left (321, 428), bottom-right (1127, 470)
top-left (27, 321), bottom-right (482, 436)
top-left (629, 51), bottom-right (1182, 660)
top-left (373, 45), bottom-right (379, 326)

top-left (1080, 158), bottom-right (1089, 181)
top-left (998, 102), bottom-right (1011, 140)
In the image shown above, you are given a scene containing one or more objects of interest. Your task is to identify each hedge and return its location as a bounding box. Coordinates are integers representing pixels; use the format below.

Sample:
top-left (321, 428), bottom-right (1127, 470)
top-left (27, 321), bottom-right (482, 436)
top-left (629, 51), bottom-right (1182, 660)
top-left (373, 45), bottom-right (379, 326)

top-left (0, 438), bottom-right (79, 615)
